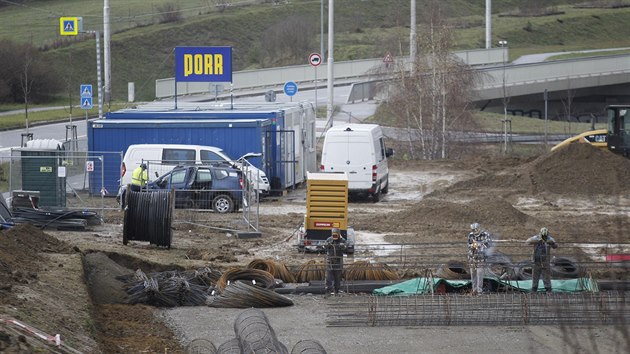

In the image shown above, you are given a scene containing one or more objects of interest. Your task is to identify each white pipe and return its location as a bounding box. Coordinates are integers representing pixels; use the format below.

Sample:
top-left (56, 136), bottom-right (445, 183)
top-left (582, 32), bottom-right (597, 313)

top-left (485, 0), bottom-right (492, 49)
top-left (104, 0), bottom-right (111, 106)
top-left (410, 0), bottom-right (416, 69)
top-left (327, 0), bottom-right (334, 128)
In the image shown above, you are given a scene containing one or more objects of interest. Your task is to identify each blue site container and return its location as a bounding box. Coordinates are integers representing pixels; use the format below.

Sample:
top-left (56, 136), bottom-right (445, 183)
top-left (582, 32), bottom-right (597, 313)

top-left (87, 118), bottom-right (273, 196)
top-left (101, 102), bottom-right (317, 192)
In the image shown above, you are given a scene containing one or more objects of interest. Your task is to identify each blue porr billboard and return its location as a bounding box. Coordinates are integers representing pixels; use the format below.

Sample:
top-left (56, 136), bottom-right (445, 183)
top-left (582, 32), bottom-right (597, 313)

top-left (175, 46), bottom-right (232, 82)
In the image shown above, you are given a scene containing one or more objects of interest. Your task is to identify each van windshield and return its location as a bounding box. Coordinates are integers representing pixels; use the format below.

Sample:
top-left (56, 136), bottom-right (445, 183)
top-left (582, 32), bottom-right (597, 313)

top-left (325, 142), bottom-right (372, 165)
top-left (200, 149), bottom-right (232, 164)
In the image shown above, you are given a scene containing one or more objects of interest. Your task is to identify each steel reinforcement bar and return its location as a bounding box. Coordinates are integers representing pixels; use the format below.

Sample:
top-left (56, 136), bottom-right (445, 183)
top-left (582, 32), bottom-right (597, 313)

top-left (326, 291), bottom-right (630, 327)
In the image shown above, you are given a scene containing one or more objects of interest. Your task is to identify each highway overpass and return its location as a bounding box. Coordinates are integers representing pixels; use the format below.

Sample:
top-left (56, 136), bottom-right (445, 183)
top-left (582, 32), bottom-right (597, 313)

top-left (155, 48), bottom-right (630, 121)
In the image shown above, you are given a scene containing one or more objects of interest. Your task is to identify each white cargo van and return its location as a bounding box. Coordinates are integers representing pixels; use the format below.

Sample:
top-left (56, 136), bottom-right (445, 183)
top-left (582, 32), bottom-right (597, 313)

top-left (320, 124), bottom-right (393, 201)
top-left (121, 144), bottom-right (270, 194)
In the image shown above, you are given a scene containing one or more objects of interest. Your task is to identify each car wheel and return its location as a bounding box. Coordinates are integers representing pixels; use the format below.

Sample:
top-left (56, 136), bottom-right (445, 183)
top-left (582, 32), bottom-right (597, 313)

top-left (212, 194), bottom-right (234, 213)
top-left (382, 177), bottom-right (389, 194)
top-left (372, 190), bottom-right (380, 202)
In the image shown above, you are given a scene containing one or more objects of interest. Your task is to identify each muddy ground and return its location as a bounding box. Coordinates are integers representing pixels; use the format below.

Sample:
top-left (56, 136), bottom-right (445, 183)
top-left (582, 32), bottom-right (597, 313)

top-left (1, 143), bottom-right (630, 353)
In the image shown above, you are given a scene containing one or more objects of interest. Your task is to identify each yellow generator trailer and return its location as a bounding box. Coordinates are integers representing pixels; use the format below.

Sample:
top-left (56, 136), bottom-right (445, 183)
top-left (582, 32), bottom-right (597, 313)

top-left (296, 172), bottom-right (355, 254)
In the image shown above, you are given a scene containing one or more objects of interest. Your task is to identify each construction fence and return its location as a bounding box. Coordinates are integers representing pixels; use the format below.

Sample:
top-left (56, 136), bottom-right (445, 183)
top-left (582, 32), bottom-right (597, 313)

top-left (0, 151), bottom-right (261, 234)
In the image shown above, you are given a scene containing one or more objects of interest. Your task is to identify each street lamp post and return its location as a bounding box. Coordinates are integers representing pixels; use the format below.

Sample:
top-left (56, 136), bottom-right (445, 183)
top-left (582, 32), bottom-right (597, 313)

top-left (498, 40), bottom-right (510, 153)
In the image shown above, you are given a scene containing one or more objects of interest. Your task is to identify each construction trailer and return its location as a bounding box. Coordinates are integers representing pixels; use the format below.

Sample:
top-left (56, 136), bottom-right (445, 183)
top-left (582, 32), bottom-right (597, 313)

top-left (296, 172), bottom-right (355, 254)
top-left (87, 101), bottom-right (317, 196)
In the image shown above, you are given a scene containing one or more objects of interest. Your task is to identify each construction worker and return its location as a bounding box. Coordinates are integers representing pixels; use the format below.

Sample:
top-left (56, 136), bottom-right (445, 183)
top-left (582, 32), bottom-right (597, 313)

top-left (526, 227), bottom-right (558, 293)
top-left (130, 163), bottom-right (148, 192)
top-left (468, 222), bottom-right (491, 295)
top-left (325, 228), bottom-right (347, 295)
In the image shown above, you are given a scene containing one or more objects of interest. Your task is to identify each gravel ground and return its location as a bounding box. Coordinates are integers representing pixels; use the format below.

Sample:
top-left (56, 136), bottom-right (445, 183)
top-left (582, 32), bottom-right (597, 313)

top-left (160, 294), bottom-right (629, 353)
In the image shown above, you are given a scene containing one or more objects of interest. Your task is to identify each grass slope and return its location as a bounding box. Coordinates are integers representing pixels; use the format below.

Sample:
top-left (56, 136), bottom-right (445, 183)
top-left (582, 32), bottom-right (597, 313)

top-left (1, 0), bottom-right (629, 101)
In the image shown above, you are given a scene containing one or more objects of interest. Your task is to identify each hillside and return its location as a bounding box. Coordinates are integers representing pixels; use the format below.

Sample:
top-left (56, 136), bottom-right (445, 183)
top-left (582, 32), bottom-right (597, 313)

top-left (2, 0), bottom-right (630, 101)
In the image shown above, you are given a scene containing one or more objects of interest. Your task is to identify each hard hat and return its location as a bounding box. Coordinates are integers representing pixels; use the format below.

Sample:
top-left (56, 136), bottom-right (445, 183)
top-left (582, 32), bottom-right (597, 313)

top-left (540, 227), bottom-right (548, 237)
top-left (331, 227), bottom-right (341, 238)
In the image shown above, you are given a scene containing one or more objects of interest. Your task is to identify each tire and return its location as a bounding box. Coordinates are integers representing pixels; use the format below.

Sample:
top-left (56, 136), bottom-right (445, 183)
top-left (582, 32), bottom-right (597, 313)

top-left (345, 246), bottom-right (355, 255)
top-left (486, 251), bottom-right (513, 279)
top-left (372, 190), bottom-right (381, 202)
top-left (436, 260), bottom-right (469, 280)
top-left (552, 256), bottom-right (583, 278)
top-left (212, 194), bottom-right (234, 214)
top-left (382, 177), bottom-right (389, 194)
top-left (514, 260), bottom-right (533, 280)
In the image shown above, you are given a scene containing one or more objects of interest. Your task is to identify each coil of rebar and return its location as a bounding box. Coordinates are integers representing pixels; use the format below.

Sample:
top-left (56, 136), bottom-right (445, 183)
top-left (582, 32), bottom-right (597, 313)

top-left (294, 260), bottom-right (326, 283)
top-left (344, 261), bottom-right (399, 281)
top-left (216, 268), bottom-right (276, 292)
top-left (247, 259), bottom-right (296, 283)
top-left (208, 281), bottom-right (294, 308)
top-left (234, 308), bottom-right (287, 354)
top-left (290, 339), bottom-right (327, 354)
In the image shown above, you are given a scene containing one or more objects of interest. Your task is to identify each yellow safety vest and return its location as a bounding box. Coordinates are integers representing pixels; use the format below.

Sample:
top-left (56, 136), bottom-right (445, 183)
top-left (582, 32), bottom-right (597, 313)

top-left (131, 167), bottom-right (148, 187)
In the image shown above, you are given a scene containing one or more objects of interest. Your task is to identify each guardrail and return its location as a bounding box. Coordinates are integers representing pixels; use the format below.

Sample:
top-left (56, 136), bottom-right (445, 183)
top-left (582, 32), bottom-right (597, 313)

top-left (155, 48), bottom-right (507, 99)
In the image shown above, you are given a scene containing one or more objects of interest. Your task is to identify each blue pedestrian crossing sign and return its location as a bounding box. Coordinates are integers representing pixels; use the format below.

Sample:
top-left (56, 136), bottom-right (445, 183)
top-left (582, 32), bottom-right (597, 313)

top-left (80, 84), bottom-right (93, 98)
top-left (81, 97), bottom-right (93, 110)
top-left (60, 17), bottom-right (79, 36)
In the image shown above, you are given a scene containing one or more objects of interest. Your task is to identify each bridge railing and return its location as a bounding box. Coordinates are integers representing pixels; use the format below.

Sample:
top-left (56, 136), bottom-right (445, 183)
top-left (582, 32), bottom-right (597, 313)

top-left (155, 48), bottom-right (507, 99)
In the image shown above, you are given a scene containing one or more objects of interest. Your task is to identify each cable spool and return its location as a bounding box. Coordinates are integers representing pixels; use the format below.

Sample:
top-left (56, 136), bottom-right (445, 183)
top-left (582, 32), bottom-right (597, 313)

top-left (123, 189), bottom-right (174, 248)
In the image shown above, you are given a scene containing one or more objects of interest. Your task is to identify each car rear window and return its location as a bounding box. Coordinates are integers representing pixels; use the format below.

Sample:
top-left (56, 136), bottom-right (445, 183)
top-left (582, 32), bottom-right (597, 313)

top-left (214, 169), bottom-right (230, 180)
top-left (196, 169), bottom-right (213, 183)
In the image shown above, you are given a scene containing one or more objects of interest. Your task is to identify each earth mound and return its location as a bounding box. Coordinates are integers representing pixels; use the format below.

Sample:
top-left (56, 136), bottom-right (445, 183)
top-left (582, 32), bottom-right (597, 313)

top-left (528, 143), bottom-right (630, 195)
top-left (0, 224), bottom-right (74, 300)
top-left (439, 143), bottom-right (630, 197)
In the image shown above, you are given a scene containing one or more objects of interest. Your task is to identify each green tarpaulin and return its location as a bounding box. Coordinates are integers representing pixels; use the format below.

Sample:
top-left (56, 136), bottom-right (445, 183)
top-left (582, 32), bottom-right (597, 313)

top-left (373, 277), bottom-right (598, 296)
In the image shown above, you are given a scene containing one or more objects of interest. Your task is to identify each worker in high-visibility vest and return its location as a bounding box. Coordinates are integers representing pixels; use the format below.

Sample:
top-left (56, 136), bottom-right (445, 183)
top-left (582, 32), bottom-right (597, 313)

top-left (130, 163), bottom-right (148, 192)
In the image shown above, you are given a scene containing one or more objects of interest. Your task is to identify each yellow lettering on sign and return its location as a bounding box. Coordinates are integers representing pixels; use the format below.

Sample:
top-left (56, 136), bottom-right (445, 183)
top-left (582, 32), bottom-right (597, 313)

top-left (183, 54), bottom-right (224, 76)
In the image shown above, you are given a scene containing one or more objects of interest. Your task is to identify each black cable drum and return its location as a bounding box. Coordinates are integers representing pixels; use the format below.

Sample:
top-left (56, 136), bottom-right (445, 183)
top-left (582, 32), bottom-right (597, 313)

top-left (123, 189), bottom-right (173, 248)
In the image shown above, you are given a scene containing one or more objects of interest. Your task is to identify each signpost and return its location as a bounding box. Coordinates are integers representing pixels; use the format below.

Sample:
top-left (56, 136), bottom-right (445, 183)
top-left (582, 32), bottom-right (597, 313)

top-left (383, 51), bottom-right (394, 68)
top-left (283, 81), bottom-right (298, 102)
top-left (309, 53), bottom-right (322, 116)
top-left (81, 84), bottom-right (93, 133)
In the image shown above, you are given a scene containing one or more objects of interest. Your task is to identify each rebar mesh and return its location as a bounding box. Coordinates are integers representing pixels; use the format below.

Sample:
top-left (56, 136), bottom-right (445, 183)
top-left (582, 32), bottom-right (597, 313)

top-left (326, 292), bottom-right (630, 327)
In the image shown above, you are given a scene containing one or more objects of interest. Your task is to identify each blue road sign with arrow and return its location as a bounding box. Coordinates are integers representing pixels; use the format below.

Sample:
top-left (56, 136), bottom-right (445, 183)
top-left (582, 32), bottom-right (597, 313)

top-left (283, 81), bottom-right (298, 97)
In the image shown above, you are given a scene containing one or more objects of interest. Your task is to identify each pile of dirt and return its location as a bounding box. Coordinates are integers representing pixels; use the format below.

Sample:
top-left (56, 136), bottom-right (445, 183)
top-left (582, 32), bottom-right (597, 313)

top-left (354, 196), bottom-right (540, 236)
top-left (0, 224), bottom-right (74, 302)
top-left (528, 143), bottom-right (630, 195)
top-left (438, 143), bottom-right (630, 197)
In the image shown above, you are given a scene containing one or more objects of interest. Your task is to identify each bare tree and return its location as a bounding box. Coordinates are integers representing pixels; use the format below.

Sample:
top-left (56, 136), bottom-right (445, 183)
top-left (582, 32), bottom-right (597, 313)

top-left (259, 16), bottom-right (315, 67)
top-left (20, 47), bottom-right (35, 136)
top-left (385, 1), bottom-right (478, 160)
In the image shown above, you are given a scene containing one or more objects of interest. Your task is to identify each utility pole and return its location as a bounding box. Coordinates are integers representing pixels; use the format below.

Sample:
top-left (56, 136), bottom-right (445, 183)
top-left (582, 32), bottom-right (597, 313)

top-left (326, 0), bottom-right (334, 128)
top-left (84, 30), bottom-right (103, 120)
top-left (499, 40), bottom-right (510, 153)
top-left (104, 0), bottom-right (111, 108)
top-left (410, 0), bottom-right (416, 71)
top-left (485, 0), bottom-right (492, 49)
top-left (320, 0), bottom-right (324, 59)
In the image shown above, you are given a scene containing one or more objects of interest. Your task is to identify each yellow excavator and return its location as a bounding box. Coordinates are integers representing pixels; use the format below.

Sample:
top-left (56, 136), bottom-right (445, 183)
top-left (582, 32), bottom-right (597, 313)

top-left (606, 105), bottom-right (630, 157)
top-left (551, 105), bottom-right (629, 157)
